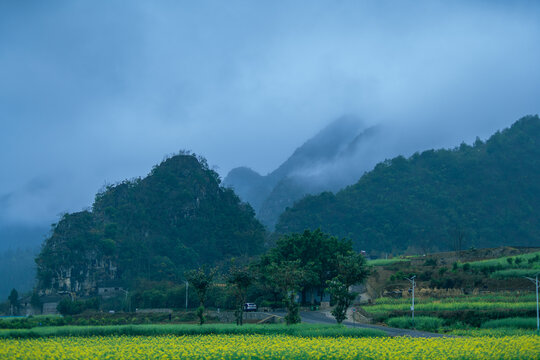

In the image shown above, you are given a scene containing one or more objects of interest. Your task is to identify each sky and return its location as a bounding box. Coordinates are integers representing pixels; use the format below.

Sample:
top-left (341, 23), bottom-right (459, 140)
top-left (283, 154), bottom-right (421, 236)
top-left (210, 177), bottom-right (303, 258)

top-left (1, 0), bottom-right (540, 231)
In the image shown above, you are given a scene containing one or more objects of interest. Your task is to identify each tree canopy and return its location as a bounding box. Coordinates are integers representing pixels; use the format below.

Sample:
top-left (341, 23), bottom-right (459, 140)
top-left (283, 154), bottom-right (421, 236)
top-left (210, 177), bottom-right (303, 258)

top-left (257, 229), bottom-right (354, 304)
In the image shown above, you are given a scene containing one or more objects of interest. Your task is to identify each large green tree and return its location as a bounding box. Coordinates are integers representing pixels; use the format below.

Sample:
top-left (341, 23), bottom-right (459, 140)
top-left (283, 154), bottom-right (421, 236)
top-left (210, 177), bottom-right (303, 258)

top-left (327, 253), bottom-right (370, 324)
top-left (185, 266), bottom-right (217, 325)
top-left (226, 264), bottom-right (253, 326)
top-left (258, 229), bottom-right (353, 305)
top-left (8, 288), bottom-right (18, 315)
top-left (267, 260), bottom-right (309, 325)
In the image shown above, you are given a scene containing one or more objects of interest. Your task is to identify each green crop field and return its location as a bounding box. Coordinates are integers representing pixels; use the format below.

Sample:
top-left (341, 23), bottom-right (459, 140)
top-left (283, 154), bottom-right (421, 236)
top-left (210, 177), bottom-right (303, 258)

top-left (462, 251), bottom-right (540, 271)
top-left (367, 258), bottom-right (411, 266)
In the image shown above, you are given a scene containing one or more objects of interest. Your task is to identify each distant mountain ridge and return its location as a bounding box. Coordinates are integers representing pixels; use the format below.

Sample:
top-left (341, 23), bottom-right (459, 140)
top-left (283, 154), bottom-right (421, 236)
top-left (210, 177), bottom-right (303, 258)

top-left (275, 115), bottom-right (540, 254)
top-left (224, 116), bottom-right (381, 228)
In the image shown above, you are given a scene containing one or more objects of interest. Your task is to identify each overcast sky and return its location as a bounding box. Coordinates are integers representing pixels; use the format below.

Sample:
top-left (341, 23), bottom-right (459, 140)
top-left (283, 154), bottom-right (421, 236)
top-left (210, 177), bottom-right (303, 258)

top-left (1, 0), bottom-right (540, 227)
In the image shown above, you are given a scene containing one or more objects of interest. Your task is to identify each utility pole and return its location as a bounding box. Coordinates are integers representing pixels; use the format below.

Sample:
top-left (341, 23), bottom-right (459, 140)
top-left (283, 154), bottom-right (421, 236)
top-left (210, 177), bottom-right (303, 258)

top-left (407, 275), bottom-right (416, 325)
top-left (119, 289), bottom-right (130, 312)
top-left (185, 280), bottom-right (189, 310)
top-left (524, 273), bottom-right (539, 334)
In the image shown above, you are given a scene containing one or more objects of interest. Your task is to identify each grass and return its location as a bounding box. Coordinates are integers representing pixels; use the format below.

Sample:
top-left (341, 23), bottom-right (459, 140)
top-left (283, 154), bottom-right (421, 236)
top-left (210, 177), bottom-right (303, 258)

top-left (365, 301), bottom-right (535, 313)
top-left (0, 323), bottom-right (387, 339)
top-left (371, 293), bottom-right (536, 305)
top-left (368, 258), bottom-right (410, 266)
top-left (386, 316), bottom-right (444, 332)
top-left (448, 328), bottom-right (539, 337)
top-left (482, 317), bottom-right (538, 329)
top-left (490, 268), bottom-right (540, 279)
top-left (364, 293), bottom-right (538, 327)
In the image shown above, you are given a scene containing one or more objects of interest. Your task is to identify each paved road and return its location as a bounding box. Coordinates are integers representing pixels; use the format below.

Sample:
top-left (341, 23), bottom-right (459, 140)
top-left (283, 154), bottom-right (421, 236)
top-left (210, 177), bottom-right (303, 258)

top-left (299, 311), bottom-right (452, 338)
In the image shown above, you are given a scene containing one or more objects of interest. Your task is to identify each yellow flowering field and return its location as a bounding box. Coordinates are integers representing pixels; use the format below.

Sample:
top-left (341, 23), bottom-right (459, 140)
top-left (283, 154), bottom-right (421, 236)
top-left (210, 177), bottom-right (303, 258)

top-left (1, 334), bottom-right (539, 359)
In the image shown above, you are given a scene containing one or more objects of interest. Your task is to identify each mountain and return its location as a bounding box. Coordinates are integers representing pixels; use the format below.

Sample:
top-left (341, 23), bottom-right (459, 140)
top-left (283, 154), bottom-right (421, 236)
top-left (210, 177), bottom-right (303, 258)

top-left (224, 116), bottom-right (381, 229)
top-left (35, 153), bottom-right (266, 295)
top-left (275, 115), bottom-right (540, 254)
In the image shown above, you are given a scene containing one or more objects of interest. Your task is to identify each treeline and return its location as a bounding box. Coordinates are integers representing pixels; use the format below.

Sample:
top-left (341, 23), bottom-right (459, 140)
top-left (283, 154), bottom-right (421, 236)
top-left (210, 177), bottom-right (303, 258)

top-left (276, 115), bottom-right (540, 254)
top-left (56, 230), bottom-right (369, 325)
top-left (167, 230), bottom-right (368, 325)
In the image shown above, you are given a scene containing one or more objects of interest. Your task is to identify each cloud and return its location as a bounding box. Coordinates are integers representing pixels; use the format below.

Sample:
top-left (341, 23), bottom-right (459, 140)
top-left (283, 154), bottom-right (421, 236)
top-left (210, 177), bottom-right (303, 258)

top-left (0, 0), bottom-right (539, 226)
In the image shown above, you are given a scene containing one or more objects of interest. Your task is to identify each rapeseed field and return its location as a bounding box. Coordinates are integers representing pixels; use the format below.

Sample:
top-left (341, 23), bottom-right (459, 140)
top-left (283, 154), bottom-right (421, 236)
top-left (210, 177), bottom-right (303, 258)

top-left (1, 334), bottom-right (539, 359)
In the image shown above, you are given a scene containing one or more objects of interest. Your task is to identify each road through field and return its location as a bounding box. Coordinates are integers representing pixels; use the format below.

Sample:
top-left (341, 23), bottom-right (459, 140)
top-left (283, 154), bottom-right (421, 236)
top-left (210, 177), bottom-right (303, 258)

top-left (298, 311), bottom-right (452, 338)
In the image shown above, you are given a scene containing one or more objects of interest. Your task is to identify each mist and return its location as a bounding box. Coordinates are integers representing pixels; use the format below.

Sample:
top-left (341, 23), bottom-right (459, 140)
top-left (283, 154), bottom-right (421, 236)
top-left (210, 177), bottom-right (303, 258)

top-left (1, 0), bottom-right (540, 232)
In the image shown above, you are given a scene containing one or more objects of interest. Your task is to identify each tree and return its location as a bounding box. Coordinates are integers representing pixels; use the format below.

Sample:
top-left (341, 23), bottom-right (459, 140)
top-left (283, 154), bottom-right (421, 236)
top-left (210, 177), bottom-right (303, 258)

top-left (258, 229), bottom-right (352, 304)
top-left (226, 264), bottom-right (252, 326)
top-left (268, 260), bottom-right (312, 325)
top-left (30, 292), bottom-right (41, 311)
top-left (185, 266), bottom-right (217, 325)
top-left (8, 288), bottom-right (18, 315)
top-left (327, 253), bottom-right (369, 324)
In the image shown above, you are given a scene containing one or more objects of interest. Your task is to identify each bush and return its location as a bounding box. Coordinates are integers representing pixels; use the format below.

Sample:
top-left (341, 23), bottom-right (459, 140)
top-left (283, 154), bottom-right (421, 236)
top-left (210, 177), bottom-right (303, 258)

top-left (386, 316), bottom-right (444, 332)
top-left (424, 259), bottom-right (437, 267)
top-left (57, 298), bottom-right (99, 315)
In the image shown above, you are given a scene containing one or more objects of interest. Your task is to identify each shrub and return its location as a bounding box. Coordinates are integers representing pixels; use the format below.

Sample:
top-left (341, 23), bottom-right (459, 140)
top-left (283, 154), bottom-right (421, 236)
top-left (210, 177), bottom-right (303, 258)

top-left (57, 298), bottom-right (99, 316)
top-left (424, 259), bottom-right (437, 267)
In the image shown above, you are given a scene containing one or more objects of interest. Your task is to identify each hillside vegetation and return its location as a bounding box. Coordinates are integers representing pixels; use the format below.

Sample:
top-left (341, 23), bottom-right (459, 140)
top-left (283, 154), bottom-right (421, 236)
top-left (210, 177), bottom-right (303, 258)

top-left (276, 115), bottom-right (540, 253)
top-left (35, 153), bottom-right (266, 294)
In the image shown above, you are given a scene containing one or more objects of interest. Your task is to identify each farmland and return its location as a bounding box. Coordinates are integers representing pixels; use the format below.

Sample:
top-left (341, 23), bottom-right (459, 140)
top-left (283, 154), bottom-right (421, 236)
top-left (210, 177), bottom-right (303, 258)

top-left (2, 247), bottom-right (539, 359)
top-left (360, 247), bottom-right (540, 330)
top-left (1, 333), bottom-right (539, 360)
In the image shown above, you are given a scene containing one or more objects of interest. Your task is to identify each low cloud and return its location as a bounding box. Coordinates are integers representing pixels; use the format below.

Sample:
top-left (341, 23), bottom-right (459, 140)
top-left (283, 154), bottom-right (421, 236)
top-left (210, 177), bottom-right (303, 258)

top-left (0, 1), bottom-right (539, 227)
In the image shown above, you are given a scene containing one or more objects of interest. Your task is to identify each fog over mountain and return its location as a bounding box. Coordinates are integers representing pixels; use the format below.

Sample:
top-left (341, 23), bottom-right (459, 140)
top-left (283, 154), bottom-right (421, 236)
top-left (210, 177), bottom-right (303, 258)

top-left (1, 1), bottom-right (540, 247)
top-left (225, 116), bottom-right (389, 228)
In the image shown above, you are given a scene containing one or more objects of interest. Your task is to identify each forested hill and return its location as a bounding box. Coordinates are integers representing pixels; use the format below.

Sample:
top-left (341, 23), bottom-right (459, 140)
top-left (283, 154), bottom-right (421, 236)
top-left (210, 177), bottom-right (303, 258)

top-left (36, 153), bottom-right (266, 293)
top-left (275, 115), bottom-right (540, 254)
